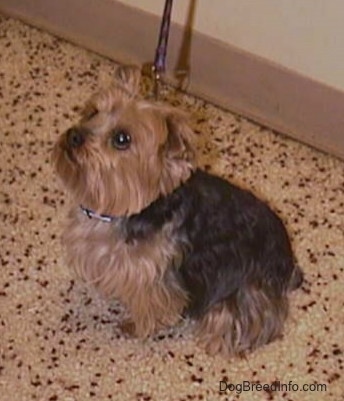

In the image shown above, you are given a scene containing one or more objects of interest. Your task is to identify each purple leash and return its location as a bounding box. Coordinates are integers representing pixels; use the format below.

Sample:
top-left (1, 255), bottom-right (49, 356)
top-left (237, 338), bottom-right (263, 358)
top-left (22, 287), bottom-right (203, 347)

top-left (152, 0), bottom-right (174, 99)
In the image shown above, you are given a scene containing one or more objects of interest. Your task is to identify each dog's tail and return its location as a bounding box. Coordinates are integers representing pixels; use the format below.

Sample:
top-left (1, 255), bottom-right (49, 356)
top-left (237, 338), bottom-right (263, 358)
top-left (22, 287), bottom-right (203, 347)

top-left (288, 263), bottom-right (304, 291)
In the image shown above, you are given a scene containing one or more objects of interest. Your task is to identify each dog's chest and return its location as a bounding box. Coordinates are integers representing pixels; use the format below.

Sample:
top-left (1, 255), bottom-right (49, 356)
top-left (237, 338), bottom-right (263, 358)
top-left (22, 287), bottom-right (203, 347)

top-left (62, 210), bottom-right (181, 298)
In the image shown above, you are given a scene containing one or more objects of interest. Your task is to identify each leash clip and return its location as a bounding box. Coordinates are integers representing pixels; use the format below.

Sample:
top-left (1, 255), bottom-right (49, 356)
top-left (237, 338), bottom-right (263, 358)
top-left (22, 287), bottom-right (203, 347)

top-left (151, 64), bottom-right (163, 100)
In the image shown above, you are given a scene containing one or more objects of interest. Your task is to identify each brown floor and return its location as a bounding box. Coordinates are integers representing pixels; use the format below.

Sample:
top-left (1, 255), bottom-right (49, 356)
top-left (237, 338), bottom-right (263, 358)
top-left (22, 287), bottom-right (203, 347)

top-left (0, 16), bottom-right (343, 401)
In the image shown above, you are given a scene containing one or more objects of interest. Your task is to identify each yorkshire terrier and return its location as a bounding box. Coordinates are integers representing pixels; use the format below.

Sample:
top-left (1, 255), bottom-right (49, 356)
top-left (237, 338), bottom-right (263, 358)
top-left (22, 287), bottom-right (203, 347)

top-left (53, 65), bottom-right (303, 357)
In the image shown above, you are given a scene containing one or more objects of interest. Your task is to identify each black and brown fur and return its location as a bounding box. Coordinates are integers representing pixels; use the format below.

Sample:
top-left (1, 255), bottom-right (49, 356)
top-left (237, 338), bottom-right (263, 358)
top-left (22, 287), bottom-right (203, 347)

top-left (53, 65), bottom-right (303, 357)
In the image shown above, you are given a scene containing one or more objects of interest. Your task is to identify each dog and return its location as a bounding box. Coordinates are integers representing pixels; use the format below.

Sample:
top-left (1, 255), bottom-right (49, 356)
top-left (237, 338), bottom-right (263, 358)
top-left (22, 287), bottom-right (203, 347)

top-left (52, 65), bottom-right (303, 357)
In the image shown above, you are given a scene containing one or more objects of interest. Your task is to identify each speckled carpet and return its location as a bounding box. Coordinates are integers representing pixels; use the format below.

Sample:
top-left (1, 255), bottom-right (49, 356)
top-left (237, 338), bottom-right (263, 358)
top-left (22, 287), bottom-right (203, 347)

top-left (0, 15), bottom-right (343, 401)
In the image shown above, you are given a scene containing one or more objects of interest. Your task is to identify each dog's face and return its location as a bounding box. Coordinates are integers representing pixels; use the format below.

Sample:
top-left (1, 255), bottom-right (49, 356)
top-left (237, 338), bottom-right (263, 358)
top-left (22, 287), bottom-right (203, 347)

top-left (53, 66), bottom-right (195, 216)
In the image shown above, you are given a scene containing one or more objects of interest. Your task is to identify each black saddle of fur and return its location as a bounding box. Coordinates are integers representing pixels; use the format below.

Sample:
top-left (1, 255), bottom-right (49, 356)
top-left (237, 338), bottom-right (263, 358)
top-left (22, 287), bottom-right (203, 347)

top-left (124, 169), bottom-right (303, 318)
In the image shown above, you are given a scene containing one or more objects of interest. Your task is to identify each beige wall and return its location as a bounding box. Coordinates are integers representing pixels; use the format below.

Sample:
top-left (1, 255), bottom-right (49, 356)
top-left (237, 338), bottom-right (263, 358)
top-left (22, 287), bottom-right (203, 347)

top-left (120, 0), bottom-right (344, 91)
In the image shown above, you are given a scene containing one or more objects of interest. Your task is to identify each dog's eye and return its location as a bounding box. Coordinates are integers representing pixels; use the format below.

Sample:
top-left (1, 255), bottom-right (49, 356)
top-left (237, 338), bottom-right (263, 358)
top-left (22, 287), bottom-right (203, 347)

top-left (111, 130), bottom-right (131, 150)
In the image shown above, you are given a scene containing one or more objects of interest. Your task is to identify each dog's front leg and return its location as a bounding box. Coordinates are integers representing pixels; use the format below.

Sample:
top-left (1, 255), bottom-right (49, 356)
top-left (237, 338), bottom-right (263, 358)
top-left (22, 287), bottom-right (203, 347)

top-left (123, 283), bottom-right (186, 338)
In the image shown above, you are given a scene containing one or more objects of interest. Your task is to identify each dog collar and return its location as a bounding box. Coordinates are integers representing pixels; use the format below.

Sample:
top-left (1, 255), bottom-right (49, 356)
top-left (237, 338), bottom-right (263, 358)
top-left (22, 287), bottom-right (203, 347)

top-left (80, 205), bottom-right (114, 223)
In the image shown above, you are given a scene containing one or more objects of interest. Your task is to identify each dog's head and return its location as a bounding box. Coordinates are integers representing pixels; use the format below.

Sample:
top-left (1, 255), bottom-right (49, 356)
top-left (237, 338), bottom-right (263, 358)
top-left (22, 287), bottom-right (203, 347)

top-left (52, 65), bottom-right (196, 216)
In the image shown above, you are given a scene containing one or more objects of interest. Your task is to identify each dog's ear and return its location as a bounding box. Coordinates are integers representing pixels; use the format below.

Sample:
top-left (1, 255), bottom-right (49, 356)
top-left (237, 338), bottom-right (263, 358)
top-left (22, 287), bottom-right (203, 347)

top-left (163, 108), bottom-right (196, 163)
top-left (157, 107), bottom-right (197, 195)
top-left (114, 65), bottom-right (141, 96)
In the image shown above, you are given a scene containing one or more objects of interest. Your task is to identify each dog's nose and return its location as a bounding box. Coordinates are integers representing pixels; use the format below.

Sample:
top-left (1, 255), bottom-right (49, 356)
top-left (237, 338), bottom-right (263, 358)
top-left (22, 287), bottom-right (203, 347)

top-left (66, 127), bottom-right (88, 148)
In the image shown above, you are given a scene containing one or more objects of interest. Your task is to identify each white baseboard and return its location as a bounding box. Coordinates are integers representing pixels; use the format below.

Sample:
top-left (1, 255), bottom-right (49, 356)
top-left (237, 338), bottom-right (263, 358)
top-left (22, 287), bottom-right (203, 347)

top-left (1, 0), bottom-right (344, 159)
